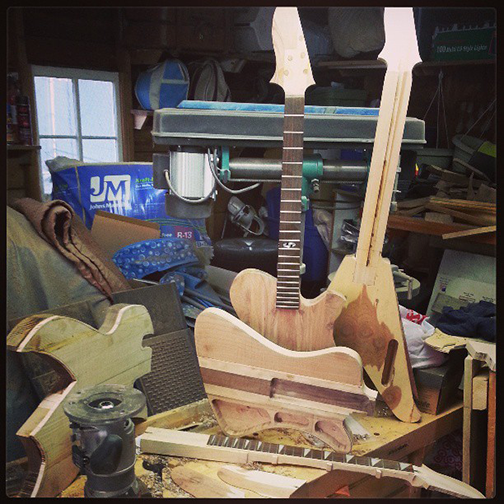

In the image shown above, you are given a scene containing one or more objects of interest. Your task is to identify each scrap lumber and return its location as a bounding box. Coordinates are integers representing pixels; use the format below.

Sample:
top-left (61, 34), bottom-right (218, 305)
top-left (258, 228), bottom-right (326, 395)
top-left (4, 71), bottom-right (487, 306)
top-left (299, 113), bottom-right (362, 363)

top-left (442, 225), bottom-right (496, 240)
top-left (170, 465), bottom-right (245, 498)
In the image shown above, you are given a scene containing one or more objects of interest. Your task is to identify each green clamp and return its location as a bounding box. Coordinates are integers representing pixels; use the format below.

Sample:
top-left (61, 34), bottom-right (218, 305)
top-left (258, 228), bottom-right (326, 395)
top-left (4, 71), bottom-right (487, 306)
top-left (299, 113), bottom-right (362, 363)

top-left (301, 154), bottom-right (324, 211)
top-left (219, 146), bottom-right (231, 183)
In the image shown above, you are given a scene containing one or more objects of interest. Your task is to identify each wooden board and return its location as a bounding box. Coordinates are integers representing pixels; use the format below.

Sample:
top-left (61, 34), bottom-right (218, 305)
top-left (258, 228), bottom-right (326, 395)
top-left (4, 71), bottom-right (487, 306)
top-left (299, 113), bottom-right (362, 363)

top-left (424, 329), bottom-right (488, 354)
top-left (218, 465), bottom-right (305, 498)
top-left (486, 370), bottom-right (496, 498)
top-left (170, 465), bottom-right (245, 498)
top-left (194, 307), bottom-right (376, 453)
top-left (442, 225), bottom-right (496, 240)
top-left (466, 340), bottom-right (496, 372)
top-left (230, 268), bottom-right (345, 350)
top-left (6, 304), bottom-right (153, 497)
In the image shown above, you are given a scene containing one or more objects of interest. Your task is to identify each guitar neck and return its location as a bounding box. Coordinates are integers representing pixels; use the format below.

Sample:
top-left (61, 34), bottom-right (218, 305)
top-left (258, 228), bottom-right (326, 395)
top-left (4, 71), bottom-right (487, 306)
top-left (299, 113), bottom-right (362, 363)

top-left (141, 428), bottom-right (484, 499)
top-left (276, 95), bottom-right (305, 309)
top-left (354, 66), bottom-right (412, 285)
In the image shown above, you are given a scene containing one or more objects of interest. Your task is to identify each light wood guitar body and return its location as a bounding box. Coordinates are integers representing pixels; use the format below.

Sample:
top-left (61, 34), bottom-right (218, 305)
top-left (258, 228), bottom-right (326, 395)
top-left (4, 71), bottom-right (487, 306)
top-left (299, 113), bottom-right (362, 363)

top-left (6, 304), bottom-right (153, 497)
top-left (330, 255), bottom-right (420, 422)
top-left (230, 268), bottom-right (345, 350)
top-left (194, 308), bottom-right (376, 453)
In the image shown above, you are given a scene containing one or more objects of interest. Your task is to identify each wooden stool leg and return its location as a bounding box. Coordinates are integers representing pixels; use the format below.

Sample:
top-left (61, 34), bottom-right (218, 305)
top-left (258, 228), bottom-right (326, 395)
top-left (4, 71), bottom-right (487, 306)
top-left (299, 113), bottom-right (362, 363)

top-left (485, 370), bottom-right (496, 498)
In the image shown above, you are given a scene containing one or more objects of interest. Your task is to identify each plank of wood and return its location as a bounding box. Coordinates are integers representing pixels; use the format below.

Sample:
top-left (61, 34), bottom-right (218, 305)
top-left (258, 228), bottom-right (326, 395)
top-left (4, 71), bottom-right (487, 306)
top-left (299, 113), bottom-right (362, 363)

top-left (425, 202), bottom-right (495, 226)
top-left (462, 355), bottom-right (481, 487)
top-left (424, 329), bottom-right (488, 354)
top-left (466, 341), bottom-right (496, 372)
top-left (424, 212), bottom-right (453, 224)
top-left (387, 215), bottom-right (496, 245)
top-left (194, 308), bottom-right (375, 453)
top-left (171, 465), bottom-right (245, 498)
top-left (396, 197), bottom-right (431, 209)
top-left (135, 399), bottom-right (213, 436)
top-left (393, 205), bottom-right (427, 217)
top-left (230, 268), bottom-right (345, 351)
top-left (442, 225), bottom-right (496, 240)
top-left (486, 370), bottom-right (496, 498)
top-left (472, 369), bottom-right (489, 411)
top-left (6, 304), bottom-right (153, 497)
top-left (217, 465), bottom-right (305, 498)
top-left (430, 196), bottom-right (495, 214)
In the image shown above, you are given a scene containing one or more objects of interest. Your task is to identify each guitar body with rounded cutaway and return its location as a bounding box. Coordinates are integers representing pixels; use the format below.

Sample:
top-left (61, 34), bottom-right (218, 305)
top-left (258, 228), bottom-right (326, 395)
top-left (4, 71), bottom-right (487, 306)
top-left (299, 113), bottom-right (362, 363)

top-left (230, 268), bottom-right (346, 351)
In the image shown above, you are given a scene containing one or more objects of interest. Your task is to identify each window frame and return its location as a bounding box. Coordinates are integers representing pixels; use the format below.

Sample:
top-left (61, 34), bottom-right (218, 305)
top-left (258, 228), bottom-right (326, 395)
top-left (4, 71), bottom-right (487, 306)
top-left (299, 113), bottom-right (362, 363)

top-left (31, 65), bottom-right (123, 165)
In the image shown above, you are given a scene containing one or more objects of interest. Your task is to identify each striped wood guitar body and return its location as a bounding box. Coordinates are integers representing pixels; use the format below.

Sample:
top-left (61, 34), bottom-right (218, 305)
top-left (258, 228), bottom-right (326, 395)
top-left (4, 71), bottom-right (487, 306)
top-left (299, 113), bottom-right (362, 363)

top-left (194, 307), bottom-right (376, 453)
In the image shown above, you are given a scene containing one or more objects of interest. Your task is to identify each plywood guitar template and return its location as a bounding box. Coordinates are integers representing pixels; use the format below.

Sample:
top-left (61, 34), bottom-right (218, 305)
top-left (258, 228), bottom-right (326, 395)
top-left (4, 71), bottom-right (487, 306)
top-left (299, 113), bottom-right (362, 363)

top-left (140, 429), bottom-right (484, 498)
top-left (6, 304), bottom-right (153, 497)
top-left (229, 6), bottom-right (346, 351)
top-left (194, 308), bottom-right (376, 453)
top-left (327, 8), bottom-right (422, 423)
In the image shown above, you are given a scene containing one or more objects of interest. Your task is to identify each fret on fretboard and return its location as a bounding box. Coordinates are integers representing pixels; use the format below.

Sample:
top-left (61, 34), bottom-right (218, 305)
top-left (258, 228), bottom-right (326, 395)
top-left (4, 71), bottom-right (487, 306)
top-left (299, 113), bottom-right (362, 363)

top-left (276, 96), bottom-right (305, 309)
top-left (207, 434), bottom-right (414, 473)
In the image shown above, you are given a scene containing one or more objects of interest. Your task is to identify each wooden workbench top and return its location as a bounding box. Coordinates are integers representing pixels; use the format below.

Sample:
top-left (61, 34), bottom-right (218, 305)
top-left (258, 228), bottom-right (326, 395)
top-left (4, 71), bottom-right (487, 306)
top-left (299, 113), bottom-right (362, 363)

top-left (60, 398), bottom-right (463, 498)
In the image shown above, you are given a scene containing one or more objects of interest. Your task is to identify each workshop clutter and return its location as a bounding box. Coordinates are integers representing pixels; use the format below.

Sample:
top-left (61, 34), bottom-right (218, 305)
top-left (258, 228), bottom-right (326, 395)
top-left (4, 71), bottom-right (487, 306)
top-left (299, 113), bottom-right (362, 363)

top-left (135, 59), bottom-right (190, 110)
top-left (47, 157), bottom-right (211, 246)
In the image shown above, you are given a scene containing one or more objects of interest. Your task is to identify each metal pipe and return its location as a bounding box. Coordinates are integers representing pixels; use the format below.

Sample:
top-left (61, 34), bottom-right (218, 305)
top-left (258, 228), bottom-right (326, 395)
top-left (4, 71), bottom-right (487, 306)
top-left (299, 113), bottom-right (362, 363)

top-left (228, 158), bottom-right (368, 182)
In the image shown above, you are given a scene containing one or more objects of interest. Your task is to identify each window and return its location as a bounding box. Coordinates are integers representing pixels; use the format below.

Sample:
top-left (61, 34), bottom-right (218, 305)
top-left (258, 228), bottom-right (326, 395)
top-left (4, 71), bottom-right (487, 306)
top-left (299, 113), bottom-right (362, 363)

top-left (32, 66), bottom-right (123, 196)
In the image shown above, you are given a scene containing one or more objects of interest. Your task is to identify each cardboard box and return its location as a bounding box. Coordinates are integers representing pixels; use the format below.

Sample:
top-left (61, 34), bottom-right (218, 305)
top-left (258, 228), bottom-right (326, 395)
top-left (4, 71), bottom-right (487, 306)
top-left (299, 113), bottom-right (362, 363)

top-left (426, 249), bottom-right (496, 316)
top-left (413, 350), bottom-right (465, 415)
top-left (91, 210), bottom-right (160, 258)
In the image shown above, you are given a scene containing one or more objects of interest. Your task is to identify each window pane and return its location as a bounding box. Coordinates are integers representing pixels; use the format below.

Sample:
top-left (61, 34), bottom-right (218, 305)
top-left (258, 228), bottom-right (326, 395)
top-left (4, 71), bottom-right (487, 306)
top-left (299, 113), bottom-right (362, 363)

top-left (79, 79), bottom-right (117, 137)
top-left (40, 137), bottom-right (79, 195)
top-left (34, 77), bottom-right (77, 136)
top-left (82, 139), bottom-right (118, 163)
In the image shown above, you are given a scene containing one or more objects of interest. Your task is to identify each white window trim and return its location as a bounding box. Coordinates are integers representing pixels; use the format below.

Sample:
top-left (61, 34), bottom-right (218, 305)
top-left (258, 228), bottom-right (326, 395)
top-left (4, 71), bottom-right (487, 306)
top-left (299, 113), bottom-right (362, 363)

top-left (31, 65), bottom-right (123, 163)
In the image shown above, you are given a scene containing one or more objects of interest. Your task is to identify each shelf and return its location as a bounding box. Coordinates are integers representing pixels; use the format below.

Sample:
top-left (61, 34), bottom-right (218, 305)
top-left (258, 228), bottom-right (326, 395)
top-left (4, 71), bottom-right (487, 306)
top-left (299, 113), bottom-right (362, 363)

top-left (7, 144), bottom-right (41, 156)
top-left (8, 144), bottom-right (41, 150)
top-left (316, 58), bottom-right (495, 72)
top-left (387, 215), bottom-right (495, 245)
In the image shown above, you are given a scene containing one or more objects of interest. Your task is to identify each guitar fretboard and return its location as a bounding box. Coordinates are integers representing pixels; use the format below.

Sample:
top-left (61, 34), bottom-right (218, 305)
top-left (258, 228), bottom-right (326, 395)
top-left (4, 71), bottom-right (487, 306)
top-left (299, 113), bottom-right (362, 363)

top-left (276, 96), bottom-right (305, 309)
top-left (207, 433), bottom-right (414, 473)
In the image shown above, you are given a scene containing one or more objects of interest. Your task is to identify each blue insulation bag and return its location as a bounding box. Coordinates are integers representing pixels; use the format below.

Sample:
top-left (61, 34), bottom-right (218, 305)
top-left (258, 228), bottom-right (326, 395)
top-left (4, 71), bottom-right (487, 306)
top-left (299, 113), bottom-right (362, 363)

top-left (135, 59), bottom-right (190, 110)
top-left (49, 160), bottom-right (211, 246)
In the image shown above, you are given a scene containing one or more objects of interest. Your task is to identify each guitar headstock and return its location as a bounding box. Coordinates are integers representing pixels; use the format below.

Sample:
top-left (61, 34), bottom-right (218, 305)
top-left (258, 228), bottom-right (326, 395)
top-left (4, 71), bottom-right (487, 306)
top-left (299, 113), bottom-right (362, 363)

top-left (270, 7), bottom-right (315, 97)
top-left (378, 8), bottom-right (421, 72)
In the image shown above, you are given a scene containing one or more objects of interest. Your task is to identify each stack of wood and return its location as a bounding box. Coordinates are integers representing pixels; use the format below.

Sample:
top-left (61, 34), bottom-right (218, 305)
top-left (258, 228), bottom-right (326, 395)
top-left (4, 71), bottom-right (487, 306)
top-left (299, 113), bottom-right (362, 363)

top-left (393, 161), bottom-right (496, 240)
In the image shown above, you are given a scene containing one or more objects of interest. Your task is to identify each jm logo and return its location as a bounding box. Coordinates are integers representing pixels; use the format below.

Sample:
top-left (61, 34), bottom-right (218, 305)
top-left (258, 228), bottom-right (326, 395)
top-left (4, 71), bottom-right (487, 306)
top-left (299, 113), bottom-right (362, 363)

top-left (282, 242), bottom-right (297, 248)
top-left (90, 175), bottom-right (131, 203)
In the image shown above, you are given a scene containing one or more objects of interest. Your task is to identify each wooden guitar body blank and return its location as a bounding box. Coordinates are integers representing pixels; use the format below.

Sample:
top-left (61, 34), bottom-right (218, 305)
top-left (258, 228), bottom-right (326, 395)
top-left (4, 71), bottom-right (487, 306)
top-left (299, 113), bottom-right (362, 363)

top-left (194, 308), bottom-right (376, 453)
top-left (230, 268), bottom-right (345, 350)
top-left (330, 255), bottom-right (420, 421)
top-left (6, 304), bottom-right (153, 497)
top-left (327, 9), bottom-right (423, 423)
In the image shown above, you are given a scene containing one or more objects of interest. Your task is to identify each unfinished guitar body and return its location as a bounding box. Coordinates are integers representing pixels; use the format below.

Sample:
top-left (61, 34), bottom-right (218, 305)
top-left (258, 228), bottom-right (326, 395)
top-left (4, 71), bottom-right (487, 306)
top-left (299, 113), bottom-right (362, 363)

top-left (230, 268), bottom-right (346, 350)
top-left (194, 308), bottom-right (376, 453)
top-left (329, 255), bottom-right (420, 422)
top-left (6, 304), bottom-right (153, 497)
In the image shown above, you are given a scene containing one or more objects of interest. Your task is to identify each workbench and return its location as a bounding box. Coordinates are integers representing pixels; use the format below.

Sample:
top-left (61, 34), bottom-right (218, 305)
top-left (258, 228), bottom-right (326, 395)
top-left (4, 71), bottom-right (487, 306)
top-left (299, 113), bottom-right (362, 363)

top-left (59, 397), bottom-right (463, 498)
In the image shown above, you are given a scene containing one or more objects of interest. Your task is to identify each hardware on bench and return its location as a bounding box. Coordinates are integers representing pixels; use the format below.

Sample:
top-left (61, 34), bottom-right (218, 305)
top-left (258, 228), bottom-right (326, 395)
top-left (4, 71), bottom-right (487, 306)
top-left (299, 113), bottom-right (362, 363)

top-left (63, 384), bottom-right (149, 498)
